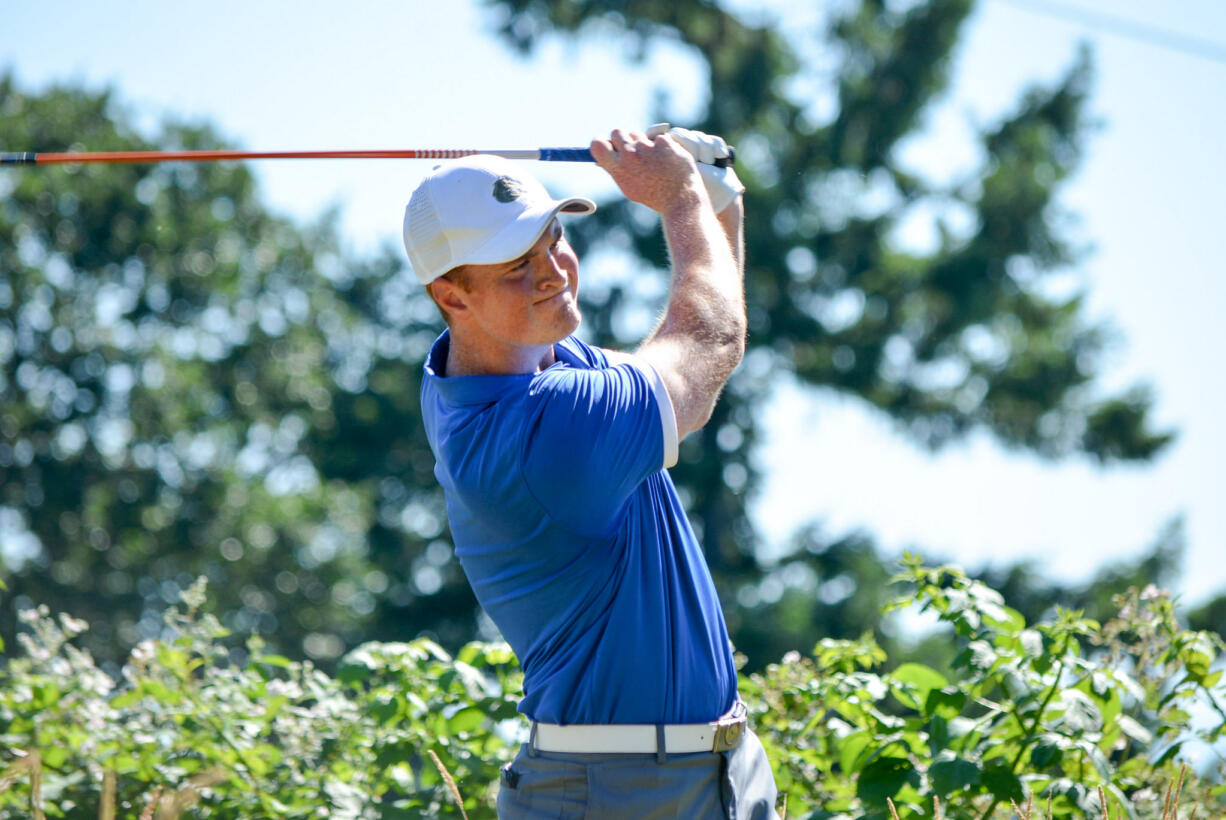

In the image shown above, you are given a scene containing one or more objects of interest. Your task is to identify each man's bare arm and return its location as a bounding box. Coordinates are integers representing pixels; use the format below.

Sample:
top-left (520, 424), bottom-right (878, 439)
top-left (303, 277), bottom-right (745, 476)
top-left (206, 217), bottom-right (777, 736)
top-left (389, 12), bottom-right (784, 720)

top-left (591, 129), bottom-right (746, 439)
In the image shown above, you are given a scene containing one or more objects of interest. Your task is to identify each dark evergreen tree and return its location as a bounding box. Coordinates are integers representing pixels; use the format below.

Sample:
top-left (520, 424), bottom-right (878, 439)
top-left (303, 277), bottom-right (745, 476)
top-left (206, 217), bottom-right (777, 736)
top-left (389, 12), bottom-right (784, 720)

top-left (483, 0), bottom-right (1177, 665)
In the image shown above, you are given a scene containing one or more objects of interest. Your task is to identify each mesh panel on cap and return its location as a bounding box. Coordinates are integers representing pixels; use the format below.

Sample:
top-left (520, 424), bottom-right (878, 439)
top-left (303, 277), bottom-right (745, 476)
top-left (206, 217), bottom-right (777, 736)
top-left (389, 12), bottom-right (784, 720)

top-left (404, 183), bottom-right (452, 283)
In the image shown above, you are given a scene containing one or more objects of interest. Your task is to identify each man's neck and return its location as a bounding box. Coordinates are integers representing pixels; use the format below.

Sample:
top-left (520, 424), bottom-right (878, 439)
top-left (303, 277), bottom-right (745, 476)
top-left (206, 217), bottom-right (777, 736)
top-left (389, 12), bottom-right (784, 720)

top-left (444, 333), bottom-right (558, 377)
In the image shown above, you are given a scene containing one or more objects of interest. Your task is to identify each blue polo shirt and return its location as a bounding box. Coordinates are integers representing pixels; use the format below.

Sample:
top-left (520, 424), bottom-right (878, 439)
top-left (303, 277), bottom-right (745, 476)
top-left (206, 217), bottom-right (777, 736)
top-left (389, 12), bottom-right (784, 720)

top-left (420, 331), bottom-right (737, 725)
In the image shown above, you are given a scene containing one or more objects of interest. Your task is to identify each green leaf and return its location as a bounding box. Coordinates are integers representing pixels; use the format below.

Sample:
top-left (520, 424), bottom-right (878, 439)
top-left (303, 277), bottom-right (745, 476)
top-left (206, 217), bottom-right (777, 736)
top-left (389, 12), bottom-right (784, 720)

top-left (838, 729), bottom-right (873, 774)
top-left (31, 682), bottom-right (60, 710)
top-left (337, 659), bottom-right (373, 686)
top-left (987, 605), bottom-right (1026, 633)
top-left (890, 663), bottom-right (947, 712)
top-left (968, 582), bottom-right (1010, 626)
top-left (141, 679), bottom-right (185, 705)
top-left (256, 654), bottom-right (293, 669)
top-left (1019, 629), bottom-right (1044, 657)
top-left (955, 640), bottom-right (998, 674)
top-left (1116, 714), bottom-right (1153, 745)
top-left (1058, 689), bottom-right (1103, 733)
top-left (981, 760), bottom-right (1025, 804)
top-left (370, 694), bottom-right (401, 725)
top-left (41, 745), bottom-right (69, 769)
top-left (927, 715), bottom-right (949, 756)
top-left (375, 740), bottom-right (416, 769)
top-left (324, 779), bottom-right (369, 820)
top-left (446, 706), bottom-right (486, 734)
top-left (1180, 632), bottom-right (1217, 679)
top-left (452, 660), bottom-right (488, 698)
top-left (110, 690), bottom-right (143, 709)
top-left (1154, 740), bottom-right (1184, 765)
top-left (1030, 734), bottom-right (1064, 769)
top-left (928, 753), bottom-right (980, 795)
top-left (855, 755), bottom-right (916, 806)
top-left (924, 687), bottom-right (966, 720)
top-left (1111, 670), bottom-right (1146, 703)
top-left (1071, 738), bottom-right (1112, 780)
top-left (264, 695), bottom-right (290, 721)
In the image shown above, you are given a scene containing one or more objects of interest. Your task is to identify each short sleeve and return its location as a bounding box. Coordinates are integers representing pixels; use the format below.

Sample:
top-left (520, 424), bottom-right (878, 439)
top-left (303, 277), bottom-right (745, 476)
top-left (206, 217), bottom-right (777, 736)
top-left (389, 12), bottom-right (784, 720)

top-left (521, 354), bottom-right (679, 537)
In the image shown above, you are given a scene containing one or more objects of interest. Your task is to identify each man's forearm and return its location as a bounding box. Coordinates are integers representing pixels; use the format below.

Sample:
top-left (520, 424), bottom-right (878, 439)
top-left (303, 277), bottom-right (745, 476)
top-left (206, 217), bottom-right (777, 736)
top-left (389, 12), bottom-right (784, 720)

top-left (655, 191), bottom-right (746, 363)
top-left (718, 196), bottom-right (745, 278)
top-left (643, 194), bottom-right (745, 350)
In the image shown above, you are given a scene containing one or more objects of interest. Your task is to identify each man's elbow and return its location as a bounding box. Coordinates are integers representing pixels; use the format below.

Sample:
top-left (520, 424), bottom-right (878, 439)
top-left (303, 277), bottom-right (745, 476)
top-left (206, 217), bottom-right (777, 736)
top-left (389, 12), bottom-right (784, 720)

top-left (717, 315), bottom-right (747, 370)
top-left (686, 334), bottom-right (745, 434)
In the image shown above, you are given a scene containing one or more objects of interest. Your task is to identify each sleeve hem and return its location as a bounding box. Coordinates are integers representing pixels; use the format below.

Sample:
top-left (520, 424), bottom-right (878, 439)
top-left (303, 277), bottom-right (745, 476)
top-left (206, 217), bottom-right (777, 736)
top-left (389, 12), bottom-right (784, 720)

top-left (603, 350), bottom-right (680, 470)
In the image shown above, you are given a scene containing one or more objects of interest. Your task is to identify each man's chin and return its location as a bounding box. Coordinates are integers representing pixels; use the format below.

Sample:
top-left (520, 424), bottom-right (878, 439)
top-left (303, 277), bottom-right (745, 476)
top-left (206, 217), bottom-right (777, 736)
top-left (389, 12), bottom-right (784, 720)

top-left (549, 303), bottom-right (582, 340)
top-left (562, 308), bottom-right (582, 338)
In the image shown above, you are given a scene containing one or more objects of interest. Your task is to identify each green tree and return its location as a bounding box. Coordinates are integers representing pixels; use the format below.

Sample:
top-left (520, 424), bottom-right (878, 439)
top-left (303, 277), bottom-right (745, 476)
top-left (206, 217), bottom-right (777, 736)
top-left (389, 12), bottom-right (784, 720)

top-left (483, 0), bottom-right (1176, 664)
top-left (0, 0), bottom-right (1193, 674)
top-left (0, 76), bottom-right (475, 665)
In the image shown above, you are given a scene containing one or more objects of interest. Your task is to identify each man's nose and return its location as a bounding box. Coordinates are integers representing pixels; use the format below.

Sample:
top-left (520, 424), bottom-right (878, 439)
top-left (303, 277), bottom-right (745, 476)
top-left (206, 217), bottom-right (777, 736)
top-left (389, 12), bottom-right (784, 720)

top-left (538, 253), bottom-right (567, 288)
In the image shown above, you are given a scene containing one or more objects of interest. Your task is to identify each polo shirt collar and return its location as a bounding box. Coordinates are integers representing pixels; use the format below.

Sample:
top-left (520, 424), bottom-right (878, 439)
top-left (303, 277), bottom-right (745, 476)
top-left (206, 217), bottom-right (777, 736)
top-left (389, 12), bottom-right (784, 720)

top-left (424, 331), bottom-right (583, 406)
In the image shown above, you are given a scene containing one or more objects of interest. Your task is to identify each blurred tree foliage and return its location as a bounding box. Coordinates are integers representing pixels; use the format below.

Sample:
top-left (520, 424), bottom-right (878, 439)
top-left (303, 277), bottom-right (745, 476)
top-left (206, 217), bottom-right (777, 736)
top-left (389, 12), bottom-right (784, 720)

top-left (0, 0), bottom-right (1194, 673)
top-left (0, 75), bottom-right (466, 665)
top-left (483, 0), bottom-right (1179, 664)
top-left (732, 516), bottom-right (1186, 672)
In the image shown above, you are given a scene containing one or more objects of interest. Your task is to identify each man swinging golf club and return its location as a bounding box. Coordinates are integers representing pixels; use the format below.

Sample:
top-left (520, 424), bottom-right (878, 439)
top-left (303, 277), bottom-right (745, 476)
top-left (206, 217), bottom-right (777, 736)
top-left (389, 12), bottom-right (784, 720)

top-left (405, 125), bottom-right (779, 819)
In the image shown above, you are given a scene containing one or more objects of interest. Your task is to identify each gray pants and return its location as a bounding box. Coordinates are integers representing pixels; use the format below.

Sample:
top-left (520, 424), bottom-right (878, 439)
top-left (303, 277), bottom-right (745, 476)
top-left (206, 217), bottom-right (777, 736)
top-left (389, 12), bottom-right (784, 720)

top-left (496, 728), bottom-right (779, 819)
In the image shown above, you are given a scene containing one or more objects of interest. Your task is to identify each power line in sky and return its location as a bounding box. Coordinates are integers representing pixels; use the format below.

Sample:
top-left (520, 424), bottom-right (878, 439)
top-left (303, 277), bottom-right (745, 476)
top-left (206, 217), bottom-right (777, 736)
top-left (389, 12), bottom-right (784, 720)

top-left (990, 0), bottom-right (1226, 65)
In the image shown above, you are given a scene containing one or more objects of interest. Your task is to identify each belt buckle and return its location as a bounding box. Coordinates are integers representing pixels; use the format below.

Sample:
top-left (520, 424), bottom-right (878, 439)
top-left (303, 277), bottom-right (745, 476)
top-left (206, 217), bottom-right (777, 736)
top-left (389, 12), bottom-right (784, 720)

top-left (711, 702), bottom-right (747, 752)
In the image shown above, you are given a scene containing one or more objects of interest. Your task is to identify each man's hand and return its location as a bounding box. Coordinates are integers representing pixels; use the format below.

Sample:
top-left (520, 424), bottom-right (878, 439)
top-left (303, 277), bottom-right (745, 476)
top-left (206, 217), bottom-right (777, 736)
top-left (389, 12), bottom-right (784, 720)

top-left (647, 124), bottom-right (744, 214)
top-left (590, 129), bottom-right (710, 217)
top-left (591, 127), bottom-right (746, 440)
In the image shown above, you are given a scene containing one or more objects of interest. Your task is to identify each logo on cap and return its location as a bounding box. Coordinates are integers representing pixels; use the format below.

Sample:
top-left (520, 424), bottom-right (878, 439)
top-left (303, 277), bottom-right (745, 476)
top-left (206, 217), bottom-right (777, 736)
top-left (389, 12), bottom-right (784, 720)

top-left (492, 176), bottom-right (527, 203)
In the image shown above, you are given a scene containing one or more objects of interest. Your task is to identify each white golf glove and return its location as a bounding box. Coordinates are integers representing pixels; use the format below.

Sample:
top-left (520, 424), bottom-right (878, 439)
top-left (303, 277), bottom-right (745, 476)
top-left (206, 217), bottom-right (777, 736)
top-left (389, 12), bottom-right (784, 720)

top-left (647, 123), bottom-right (744, 213)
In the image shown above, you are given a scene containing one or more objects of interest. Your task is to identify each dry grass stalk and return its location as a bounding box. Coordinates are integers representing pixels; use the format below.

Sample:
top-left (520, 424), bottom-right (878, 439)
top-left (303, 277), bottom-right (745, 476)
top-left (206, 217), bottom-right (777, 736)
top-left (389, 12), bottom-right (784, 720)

top-left (154, 769), bottom-right (227, 820)
top-left (0, 750), bottom-right (33, 797)
top-left (1161, 771), bottom-right (1178, 820)
top-left (1171, 763), bottom-right (1188, 818)
top-left (427, 749), bottom-right (469, 820)
top-left (1099, 785), bottom-right (1110, 819)
top-left (1010, 790), bottom-right (1037, 820)
top-left (99, 770), bottom-right (117, 820)
top-left (883, 793), bottom-right (947, 819)
top-left (1158, 764), bottom-right (1190, 820)
top-left (139, 785), bottom-right (163, 820)
top-left (28, 750), bottom-right (44, 820)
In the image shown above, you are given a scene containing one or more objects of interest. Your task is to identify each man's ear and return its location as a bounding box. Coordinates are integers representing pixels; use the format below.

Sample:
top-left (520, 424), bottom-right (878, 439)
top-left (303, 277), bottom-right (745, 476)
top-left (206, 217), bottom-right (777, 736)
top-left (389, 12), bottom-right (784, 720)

top-left (430, 278), bottom-right (470, 320)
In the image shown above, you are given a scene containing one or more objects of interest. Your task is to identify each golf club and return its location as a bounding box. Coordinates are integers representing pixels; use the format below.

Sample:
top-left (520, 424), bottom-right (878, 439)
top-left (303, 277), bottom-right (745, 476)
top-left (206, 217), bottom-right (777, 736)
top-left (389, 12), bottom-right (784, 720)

top-left (0, 146), bottom-right (734, 167)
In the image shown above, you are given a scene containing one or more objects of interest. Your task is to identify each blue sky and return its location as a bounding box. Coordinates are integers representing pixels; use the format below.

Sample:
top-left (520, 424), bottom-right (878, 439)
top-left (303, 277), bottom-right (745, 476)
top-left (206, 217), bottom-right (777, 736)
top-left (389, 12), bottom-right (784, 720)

top-left (2, 0), bottom-right (1224, 608)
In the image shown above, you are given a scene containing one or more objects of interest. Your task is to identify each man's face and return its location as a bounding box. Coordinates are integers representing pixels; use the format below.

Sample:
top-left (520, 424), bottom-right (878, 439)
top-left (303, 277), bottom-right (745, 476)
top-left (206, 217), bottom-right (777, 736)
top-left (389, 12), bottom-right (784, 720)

top-left (444, 218), bottom-right (582, 348)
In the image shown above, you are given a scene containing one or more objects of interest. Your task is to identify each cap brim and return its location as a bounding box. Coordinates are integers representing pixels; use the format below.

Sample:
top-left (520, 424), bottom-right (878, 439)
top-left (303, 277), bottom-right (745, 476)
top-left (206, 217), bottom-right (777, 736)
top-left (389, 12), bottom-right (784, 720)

top-left (464, 196), bottom-right (596, 267)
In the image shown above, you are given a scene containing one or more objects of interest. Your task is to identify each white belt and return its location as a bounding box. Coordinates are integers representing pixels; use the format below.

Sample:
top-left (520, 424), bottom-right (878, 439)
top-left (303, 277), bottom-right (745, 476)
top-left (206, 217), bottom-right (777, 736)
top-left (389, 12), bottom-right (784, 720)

top-left (531, 702), bottom-right (748, 755)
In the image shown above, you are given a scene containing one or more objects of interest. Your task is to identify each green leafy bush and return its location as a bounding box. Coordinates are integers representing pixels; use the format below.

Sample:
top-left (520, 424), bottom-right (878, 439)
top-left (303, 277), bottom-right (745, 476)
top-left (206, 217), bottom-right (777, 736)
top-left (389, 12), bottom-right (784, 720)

top-left (746, 556), bottom-right (1226, 819)
top-left (0, 578), bottom-right (521, 818)
top-left (2, 562), bottom-right (1223, 818)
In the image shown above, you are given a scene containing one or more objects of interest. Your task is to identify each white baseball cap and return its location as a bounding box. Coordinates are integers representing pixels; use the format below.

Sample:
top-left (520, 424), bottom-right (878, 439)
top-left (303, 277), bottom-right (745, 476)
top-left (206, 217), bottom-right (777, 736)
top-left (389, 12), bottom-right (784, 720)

top-left (403, 155), bottom-right (596, 285)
